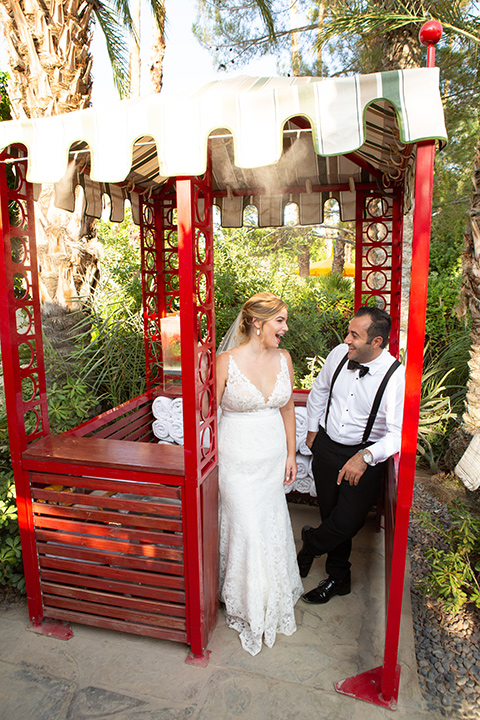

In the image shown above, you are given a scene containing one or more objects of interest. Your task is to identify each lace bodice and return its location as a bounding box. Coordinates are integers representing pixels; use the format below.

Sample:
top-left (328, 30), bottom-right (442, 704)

top-left (220, 352), bottom-right (291, 413)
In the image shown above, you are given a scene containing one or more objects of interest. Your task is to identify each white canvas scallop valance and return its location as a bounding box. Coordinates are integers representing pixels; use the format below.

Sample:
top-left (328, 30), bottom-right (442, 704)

top-left (0, 69), bottom-right (447, 185)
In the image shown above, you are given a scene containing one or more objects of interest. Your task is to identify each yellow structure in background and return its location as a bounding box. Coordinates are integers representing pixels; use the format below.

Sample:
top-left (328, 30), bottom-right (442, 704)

top-left (308, 253), bottom-right (355, 277)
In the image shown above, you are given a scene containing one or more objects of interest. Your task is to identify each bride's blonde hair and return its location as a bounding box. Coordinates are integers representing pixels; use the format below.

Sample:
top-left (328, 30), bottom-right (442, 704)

top-left (237, 292), bottom-right (287, 340)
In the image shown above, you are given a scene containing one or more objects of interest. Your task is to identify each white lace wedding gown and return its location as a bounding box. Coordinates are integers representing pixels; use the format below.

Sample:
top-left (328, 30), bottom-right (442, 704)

top-left (218, 352), bottom-right (304, 655)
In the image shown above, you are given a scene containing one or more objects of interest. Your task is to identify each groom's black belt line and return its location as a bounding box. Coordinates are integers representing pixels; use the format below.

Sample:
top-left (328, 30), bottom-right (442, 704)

top-left (317, 426), bottom-right (373, 451)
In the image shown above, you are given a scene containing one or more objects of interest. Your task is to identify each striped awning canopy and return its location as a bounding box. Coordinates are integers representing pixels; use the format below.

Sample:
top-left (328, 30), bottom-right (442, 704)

top-left (0, 69), bottom-right (446, 226)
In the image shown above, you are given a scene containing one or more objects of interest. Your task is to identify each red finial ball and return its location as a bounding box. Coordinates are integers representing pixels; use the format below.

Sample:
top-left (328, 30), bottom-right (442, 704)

top-left (419, 20), bottom-right (442, 46)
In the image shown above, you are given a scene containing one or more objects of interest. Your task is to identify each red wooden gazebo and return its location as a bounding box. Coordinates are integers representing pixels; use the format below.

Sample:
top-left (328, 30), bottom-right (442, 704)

top-left (0, 23), bottom-right (446, 707)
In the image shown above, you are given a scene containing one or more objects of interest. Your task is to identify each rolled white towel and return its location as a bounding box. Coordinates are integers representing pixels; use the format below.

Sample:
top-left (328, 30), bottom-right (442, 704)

top-left (295, 453), bottom-right (313, 480)
top-left (152, 418), bottom-right (173, 442)
top-left (295, 475), bottom-right (316, 495)
top-left (169, 398), bottom-right (183, 418)
top-left (295, 406), bottom-right (308, 453)
top-left (152, 395), bottom-right (173, 420)
top-left (297, 441), bottom-right (312, 456)
top-left (169, 417), bottom-right (184, 445)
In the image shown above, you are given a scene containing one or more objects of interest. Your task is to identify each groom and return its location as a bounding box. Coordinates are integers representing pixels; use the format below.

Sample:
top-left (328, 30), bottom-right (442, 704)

top-left (297, 306), bottom-right (405, 603)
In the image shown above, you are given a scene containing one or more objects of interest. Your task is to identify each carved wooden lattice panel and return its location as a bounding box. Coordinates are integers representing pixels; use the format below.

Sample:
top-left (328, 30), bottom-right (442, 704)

top-left (140, 190), bottom-right (179, 390)
top-left (192, 178), bottom-right (216, 475)
top-left (0, 153), bottom-right (49, 451)
top-left (355, 189), bottom-right (403, 355)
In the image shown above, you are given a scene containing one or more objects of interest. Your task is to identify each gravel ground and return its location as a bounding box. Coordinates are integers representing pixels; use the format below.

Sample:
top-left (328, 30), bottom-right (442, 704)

top-left (409, 481), bottom-right (480, 718)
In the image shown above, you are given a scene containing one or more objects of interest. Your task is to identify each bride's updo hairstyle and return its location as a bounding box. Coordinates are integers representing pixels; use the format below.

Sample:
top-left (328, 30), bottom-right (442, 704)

top-left (238, 292), bottom-right (287, 340)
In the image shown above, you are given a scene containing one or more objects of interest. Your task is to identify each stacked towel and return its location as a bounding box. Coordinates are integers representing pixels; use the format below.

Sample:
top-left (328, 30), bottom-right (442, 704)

top-left (295, 406), bottom-right (312, 456)
top-left (295, 453), bottom-right (313, 480)
top-left (169, 417), bottom-right (184, 445)
top-left (284, 405), bottom-right (317, 497)
top-left (152, 396), bottom-right (184, 445)
top-left (152, 417), bottom-right (174, 443)
top-left (169, 397), bottom-right (184, 418)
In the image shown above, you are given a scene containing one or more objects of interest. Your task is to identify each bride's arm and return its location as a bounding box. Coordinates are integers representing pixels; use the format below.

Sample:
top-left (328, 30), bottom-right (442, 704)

top-left (279, 351), bottom-right (297, 485)
top-left (216, 352), bottom-right (229, 406)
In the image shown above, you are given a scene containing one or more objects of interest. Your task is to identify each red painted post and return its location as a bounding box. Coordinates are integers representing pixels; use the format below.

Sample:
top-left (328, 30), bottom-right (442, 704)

top-left (380, 21), bottom-right (442, 702)
top-left (336, 22), bottom-right (442, 708)
top-left (388, 190), bottom-right (404, 359)
top-left (381, 136), bottom-right (436, 702)
top-left (176, 177), bottom-right (208, 663)
top-left (0, 155), bottom-right (45, 623)
top-left (354, 189), bottom-right (364, 311)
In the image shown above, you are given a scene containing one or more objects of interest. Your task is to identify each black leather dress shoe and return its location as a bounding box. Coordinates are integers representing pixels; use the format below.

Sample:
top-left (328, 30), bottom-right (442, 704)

top-left (297, 525), bottom-right (315, 578)
top-left (302, 576), bottom-right (351, 604)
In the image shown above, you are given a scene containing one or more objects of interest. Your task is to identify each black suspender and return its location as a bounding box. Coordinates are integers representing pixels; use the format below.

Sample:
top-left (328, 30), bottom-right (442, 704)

top-left (324, 353), bottom-right (349, 433)
top-left (362, 359), bottom-right (401, 443)
top-left (324, 353), bottom-right (401, 444)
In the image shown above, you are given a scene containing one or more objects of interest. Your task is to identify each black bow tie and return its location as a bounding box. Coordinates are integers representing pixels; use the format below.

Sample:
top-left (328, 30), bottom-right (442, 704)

top-left (348, 359), bottom-right (369, 377)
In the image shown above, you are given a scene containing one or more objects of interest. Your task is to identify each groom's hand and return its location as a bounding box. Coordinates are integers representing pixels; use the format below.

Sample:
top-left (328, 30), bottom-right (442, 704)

top-left (306, 431), bottom-right (317, 449)
top-left (337, 453), bottom-right (367, 486)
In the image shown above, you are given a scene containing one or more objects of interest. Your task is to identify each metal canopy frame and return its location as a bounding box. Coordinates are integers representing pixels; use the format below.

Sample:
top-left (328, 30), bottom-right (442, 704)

top-left (0, 23), bottom-right (443, 705)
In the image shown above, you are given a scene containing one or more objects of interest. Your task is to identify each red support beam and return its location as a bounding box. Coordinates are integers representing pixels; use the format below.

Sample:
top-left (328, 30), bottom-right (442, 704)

top-left (381, 136), bottom-right (436, 701)
top-left (176, 176), bottom-right (209, 664)
top-left (0, 153), bottom-right (47, 624)
top-left (336, 21), bottom-right (442, 708)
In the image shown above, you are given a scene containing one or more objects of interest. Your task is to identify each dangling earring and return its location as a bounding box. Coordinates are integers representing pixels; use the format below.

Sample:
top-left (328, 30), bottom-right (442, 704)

top-left (256, 328), bottom-right (260, 336)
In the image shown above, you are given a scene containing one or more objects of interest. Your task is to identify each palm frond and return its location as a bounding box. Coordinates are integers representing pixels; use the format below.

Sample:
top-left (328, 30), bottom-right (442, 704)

top-left (254, 0), bottom-right (276, 41)
top-left (316, 0), bottom-right (480, 48)
top-left (147, 0), bottom-right (166, 36)
top-left (94, 4), bottom-right (131, 98)
top-left (105, 0), bottom-right (137, 39)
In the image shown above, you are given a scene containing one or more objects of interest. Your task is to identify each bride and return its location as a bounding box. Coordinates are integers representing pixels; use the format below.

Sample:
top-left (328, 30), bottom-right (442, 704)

top-left (216, 292), bottom-right (303, 655)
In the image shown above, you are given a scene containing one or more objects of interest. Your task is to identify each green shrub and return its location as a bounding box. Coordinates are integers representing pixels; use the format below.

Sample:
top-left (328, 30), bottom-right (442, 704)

top-left (417, 500), bottom-right (480, 612)
top-left (0, 472), bottom-right (24, 593)
top-left (214, 232), bottom-right (353, 380)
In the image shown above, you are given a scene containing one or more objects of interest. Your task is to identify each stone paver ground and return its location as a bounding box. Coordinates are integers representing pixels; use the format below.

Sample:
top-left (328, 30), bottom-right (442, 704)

top-left (0, 504), bottom-right (442, 720)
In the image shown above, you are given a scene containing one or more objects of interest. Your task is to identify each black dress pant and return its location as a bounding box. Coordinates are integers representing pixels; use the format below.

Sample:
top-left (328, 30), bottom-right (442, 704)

top-left (308, 427), bottom-right (384, 582)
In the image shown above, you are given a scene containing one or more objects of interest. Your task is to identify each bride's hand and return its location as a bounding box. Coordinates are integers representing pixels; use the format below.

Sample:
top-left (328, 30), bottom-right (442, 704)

top-left (284, 455), bottom-right (297, 486)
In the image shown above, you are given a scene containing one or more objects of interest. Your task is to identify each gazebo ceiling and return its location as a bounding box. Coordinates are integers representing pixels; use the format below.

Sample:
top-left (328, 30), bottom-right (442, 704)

top-left (0, 70), bottom-right (447, 227)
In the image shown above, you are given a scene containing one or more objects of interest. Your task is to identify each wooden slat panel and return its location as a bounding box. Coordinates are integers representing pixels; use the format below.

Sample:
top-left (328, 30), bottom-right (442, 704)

top-left (42, 582), bottom-right (186, 617)
top-left (35, 529), bottom-right (183, 561)
top-left (32, 489), bottom-right (182, 517)
top-left (45, 607), bottom-right (187, 643)
top-left (34, 516), bottom-right (183, 547)
top-left (23, 435), bottom-right (185, 476)
top-left (44, 594), bottom-right (186, 630)
top-left (31, 472), bottom-right (182, 499)
top-left (92, 406), bottom-right (152, 440)
top-left (39, 556), bottom-right (184, 590)
top-left (107, 416), bottom-right (153, 441)
top-left (125, 426), bottom-right (155, 443)
top-left (32, 503), bottom-right (182, 532)
top-left (40, 568), bottom-right (185, 603)
top-left (37, 542), bottom-right (184, 575)
top-left (66, 393), bottom-right (153, 437)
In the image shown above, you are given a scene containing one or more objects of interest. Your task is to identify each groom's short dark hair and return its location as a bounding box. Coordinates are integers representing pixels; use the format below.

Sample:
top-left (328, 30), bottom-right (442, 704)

top-left (355, 306), bottom-right (391, 348)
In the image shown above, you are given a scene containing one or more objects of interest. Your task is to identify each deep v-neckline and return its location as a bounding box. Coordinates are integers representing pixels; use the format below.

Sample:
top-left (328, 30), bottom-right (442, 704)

top-left (229, 354), bottom-right (284, 404)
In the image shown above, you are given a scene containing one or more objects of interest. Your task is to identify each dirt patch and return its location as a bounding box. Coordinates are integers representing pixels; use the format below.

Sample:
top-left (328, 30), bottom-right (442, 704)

top-left (415, 467), bottom-right (480, 518)
top-left (0, 584), bottom-right (24, 608)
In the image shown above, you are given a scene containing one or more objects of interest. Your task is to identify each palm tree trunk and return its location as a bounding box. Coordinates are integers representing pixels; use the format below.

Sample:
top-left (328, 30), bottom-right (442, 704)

top-left (332, 236), bottom-right (345, 276)
top-left (0, 0), bottom-right (101, 353)
top-left (150, 0), bottom-right (165, 92)
top-left (290, 0), bottom-right (300, 76)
